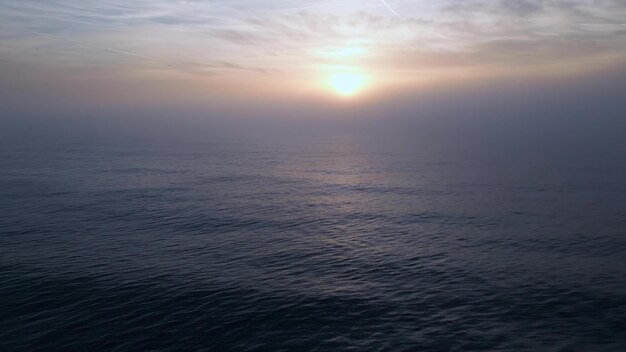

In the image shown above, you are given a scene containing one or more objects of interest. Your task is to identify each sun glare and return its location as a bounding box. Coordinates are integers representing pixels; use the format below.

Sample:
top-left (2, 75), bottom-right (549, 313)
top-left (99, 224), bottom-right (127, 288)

top-left (330, 73), bottom-right (366, 97)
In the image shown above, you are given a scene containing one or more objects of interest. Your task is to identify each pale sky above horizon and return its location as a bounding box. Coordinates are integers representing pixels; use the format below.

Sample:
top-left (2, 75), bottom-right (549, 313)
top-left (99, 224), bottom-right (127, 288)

top-left (1, 0), bottom-right (626, 109)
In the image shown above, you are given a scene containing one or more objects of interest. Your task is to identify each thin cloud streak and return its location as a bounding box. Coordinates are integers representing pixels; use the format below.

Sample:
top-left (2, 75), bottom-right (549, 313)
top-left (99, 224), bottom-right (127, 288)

top-left (379, 0), bottom-right (401, 18)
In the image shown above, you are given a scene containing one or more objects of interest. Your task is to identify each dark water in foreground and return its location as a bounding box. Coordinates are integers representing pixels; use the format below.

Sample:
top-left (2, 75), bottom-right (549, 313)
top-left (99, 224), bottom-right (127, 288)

top-left (1, 129), bottom-right (625, 351)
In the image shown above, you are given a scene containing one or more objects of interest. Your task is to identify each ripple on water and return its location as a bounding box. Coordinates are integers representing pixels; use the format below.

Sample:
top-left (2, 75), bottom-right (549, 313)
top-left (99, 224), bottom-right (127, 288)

top-left (1, 140), bottom-right (625, 351)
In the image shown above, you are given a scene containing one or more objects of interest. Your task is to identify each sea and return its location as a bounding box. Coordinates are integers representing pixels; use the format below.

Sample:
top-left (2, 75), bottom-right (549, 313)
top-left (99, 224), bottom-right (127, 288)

top-left (1, 118), bottom-right (625, 351)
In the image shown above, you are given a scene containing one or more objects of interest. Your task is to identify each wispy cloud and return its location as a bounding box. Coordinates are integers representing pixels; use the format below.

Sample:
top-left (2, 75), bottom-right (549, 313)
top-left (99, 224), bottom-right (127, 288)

top-left (0, 1), bottom-right (625, 81)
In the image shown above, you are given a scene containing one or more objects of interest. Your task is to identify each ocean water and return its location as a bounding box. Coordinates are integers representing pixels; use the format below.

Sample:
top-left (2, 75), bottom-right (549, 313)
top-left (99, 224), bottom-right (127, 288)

top-left (1, 127), bottom-right (625, 351)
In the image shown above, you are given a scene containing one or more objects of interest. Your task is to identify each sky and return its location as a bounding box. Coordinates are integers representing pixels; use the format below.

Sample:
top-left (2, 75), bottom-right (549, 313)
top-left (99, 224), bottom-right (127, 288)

top-left (1, 0), bottom-right (625, 117)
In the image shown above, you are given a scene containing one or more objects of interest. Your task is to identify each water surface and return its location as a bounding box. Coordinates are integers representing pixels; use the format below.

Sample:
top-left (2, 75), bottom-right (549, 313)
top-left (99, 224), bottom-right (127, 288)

top-left (1, 129), bottom-right (625, 351)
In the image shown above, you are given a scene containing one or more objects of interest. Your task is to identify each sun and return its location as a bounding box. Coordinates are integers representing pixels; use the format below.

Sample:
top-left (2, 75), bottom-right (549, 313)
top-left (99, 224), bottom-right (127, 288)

top-left (330, 73), bottom-right (366, 97)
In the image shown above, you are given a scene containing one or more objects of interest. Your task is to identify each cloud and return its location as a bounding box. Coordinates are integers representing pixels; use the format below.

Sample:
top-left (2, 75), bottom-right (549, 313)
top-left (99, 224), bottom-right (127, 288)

top-left (0, 0), bottom-right (624, 84)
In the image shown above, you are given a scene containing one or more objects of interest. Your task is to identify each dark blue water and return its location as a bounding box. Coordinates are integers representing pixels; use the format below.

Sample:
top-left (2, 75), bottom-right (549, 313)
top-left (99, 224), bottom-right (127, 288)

top-left (1, 128), bottom-right (625, 351)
